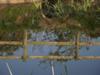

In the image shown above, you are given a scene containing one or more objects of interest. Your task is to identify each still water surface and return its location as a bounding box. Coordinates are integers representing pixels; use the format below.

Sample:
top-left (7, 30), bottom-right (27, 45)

top-left (0, 32), bottom-right (100, 75)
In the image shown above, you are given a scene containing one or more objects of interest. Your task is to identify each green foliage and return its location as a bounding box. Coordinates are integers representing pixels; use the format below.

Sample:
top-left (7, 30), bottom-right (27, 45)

top-left (0, 0), bottom-right (99, 33)
top-left (53, 0), bottom-right (65, 18)
top-left (0, 3), bottom-right (40, 31)
top-left (72, 0), bottom-right (93, 11)
top-left (74, 7), bottom-right (100, 31)
top-left (55, 0), bottom-right (100, 31)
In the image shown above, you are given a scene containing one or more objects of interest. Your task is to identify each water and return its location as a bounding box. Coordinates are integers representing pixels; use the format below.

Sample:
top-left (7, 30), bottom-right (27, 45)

top-left (0, 31), bottom-right (100, 75)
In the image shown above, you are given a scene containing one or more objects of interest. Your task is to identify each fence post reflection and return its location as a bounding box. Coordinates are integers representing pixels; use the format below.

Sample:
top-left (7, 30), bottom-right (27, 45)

top-left (23, 30), bottom-right (28, 61)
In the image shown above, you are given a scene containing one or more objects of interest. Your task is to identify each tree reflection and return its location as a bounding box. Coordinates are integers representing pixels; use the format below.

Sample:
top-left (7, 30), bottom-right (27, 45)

top-left (38, 60), bottom-right (69, 75)
top-left (0, 31), bottom-right (23, 56)
top-left (34, 30), bottom-right (99, 75)
top-left (31, 30), bottom-right (77, 57)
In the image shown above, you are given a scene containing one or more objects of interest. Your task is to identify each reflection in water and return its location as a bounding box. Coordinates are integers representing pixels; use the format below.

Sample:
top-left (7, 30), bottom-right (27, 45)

top-left (6, 63), bottom-right (13, 75)
top-left (51, 61), bottom-right (55, 75)
top-left (0, 31), bottom-right (23, 56)
top-left (0, 30), bottom-right (100, 75)
top-left (38, 60), bottom-right (68, 75)
top-left (0, 30), bottom-right (99, 57)
top-left (0, 0), bottom-right (100, 74)
top-left (62, 62), bottom-right (68, 75)
top-left (31, 30), bottom-right (76, 56)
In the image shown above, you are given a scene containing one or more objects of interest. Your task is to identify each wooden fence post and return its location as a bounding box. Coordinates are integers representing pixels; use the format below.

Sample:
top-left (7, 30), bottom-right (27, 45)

top-left (23, 30), bottom-right (28, 61)
top-left (74, 32), bottom-right (80, 59)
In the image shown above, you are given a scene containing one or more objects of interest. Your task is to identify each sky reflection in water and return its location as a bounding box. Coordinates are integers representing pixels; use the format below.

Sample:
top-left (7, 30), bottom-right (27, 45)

top-left (0, 31), bottom-right (100, 75)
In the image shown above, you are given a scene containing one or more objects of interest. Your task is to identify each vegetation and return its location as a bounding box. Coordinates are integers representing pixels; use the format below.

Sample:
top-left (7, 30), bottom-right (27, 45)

top-left (0, 0), bottom-right (100, 36)
top-left (0, 3), bottom-right (40, 31)
top-left (0, 0), bottom-right (99, 54)
top-left (0, 0), bottom-right (100, 62)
